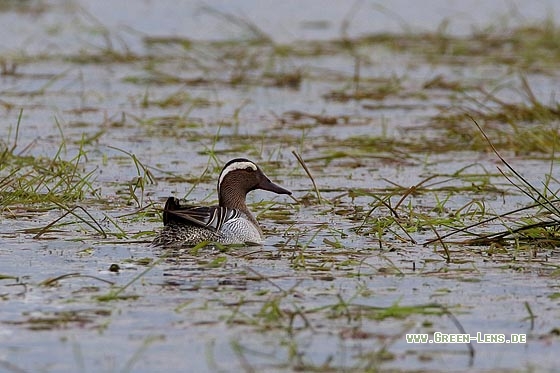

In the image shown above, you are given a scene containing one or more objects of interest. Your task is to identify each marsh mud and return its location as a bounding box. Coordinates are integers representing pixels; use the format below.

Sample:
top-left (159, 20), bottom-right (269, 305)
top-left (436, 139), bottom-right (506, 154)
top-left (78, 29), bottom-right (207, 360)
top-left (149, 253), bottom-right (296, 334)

top-left (1, 1), bottom-right (560, 372)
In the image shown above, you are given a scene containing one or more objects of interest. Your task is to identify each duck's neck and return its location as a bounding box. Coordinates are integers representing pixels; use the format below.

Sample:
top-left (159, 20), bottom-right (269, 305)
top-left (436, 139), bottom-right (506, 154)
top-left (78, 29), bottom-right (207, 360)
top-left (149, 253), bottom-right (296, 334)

top-left (219, 187), bottom-right (259, 227)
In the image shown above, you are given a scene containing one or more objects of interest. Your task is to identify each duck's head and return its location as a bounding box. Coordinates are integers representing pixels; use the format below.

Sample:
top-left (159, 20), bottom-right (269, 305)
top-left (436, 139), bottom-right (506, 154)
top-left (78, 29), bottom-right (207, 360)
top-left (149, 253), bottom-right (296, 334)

top-left (217, 158), bottom-right (291, 207)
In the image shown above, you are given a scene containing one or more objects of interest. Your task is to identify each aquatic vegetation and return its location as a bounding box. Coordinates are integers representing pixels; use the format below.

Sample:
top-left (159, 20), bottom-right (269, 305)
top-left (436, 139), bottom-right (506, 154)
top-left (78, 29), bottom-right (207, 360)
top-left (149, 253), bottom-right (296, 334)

top-left (1, 4), bottom-right (560, 372)
top-left (425, 119), bottom-right (560, 249)
top-left (0, 112), bottom-right (101, 209)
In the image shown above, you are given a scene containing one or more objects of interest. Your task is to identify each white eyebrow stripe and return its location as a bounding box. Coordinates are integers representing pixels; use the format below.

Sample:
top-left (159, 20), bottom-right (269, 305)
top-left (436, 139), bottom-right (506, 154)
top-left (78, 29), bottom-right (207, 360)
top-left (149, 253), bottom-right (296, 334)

top-left (218, 161), bottom-right (258, 186)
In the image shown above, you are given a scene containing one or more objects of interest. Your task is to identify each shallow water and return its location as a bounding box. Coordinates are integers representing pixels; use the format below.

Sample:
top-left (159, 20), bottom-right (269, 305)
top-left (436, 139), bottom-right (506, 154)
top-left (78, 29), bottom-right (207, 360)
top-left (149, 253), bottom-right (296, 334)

top-left (1, 1), bottom-right (560, 372)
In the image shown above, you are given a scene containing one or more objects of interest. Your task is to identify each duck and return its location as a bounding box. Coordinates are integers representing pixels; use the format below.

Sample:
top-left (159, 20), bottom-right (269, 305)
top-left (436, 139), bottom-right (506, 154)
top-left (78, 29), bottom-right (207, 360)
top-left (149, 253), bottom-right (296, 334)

top-left (151, 158), bottom-right (292, 247)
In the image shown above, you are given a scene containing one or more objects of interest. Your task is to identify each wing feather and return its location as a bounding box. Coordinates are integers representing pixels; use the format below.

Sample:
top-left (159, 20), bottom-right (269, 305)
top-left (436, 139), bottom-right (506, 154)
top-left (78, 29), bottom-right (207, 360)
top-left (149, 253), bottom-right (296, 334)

top-left (162, 197), bottom-right (239, 231)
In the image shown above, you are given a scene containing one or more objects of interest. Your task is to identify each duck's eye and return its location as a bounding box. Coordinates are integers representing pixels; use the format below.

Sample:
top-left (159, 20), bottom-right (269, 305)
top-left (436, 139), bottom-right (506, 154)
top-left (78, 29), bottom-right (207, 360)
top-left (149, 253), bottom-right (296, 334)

top-left (245, 167), bottom-right (255, 172)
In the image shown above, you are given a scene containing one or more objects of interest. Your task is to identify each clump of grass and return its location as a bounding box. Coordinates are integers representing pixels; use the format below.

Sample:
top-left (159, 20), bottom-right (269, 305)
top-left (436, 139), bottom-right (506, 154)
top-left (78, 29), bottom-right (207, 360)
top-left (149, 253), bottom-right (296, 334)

top-left (323, 76), bottom-right (403, 102)
top-left (63, 7), bottom-right (140, 65)
top-left (6, 309), bottom-right (110, 331)
top-left (422, 75), bottom-right (473, 91)
top-left (0, 112), bottom-right (101, 211)
top-left (430, 76), bottom-right (560, 154)
top-left (425, 118), bottom-right (560, 248)
top-left (0, 113), bottom-right (160, 241)
top-left (140, 90), bottom-right (216, 109)
top-left (106, 146), bottom-right (155, 208)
